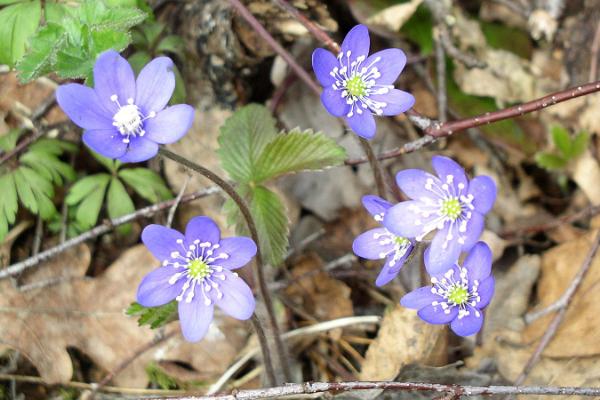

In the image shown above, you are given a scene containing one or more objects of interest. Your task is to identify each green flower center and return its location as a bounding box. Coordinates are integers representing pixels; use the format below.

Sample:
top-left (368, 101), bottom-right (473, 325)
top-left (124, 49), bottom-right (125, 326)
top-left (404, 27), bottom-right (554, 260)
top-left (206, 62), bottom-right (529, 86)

top-left (441, 198), bottom-right (462, 220)
top-left (448, 285), bottom-right (469, 305)
top-left (346, 75), bottom-right (367, 97)
top-left (394, 236), bottom-right (409, 246)
top-left (187, 259), bottom-right (210, 279)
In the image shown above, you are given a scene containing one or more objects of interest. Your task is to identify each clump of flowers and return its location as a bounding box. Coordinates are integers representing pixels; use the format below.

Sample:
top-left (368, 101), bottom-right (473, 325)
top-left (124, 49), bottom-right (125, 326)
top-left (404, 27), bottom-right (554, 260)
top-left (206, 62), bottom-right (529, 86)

top-left (312, 24), bottom-right (415, 139)
top-left (56, 50), bottom-right (194, 162)
top-left (352, 195), bottom-right (414, 286)
top-left (137, 216), bottom-right (257, 342)
top-left (383, 156), bottom-right (497, 274)
top-left (401, 242), bottom-right (495, 336)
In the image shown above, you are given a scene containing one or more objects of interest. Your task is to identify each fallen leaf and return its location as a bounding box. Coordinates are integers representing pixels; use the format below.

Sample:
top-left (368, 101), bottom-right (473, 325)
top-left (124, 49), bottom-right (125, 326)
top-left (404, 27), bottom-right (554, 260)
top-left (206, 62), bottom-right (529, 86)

top-left (571, 150), bottom-right (600, 205)
top-left (365, 0), bottom-right (423, 32)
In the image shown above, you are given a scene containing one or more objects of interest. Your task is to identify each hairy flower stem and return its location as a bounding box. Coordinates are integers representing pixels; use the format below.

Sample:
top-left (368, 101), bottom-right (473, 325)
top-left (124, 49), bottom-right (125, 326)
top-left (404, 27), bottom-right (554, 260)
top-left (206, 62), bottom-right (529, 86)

top-left (157, 148), bottom-right (289, 384)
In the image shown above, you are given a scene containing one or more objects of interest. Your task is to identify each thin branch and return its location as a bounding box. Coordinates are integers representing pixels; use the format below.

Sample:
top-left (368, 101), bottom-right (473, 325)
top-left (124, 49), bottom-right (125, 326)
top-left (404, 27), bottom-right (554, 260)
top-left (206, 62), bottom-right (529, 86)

top-left (589, 21), bottom-right (600, 82)
top-left (434, 27), bottom-right (448, 123)
top-left (167, 175), bottom-right (191, 228)
top-left (0, 186), bottom-right (220, 280)
top-left (438, 24), bottom-right (486, 69)
top-left (358, 137), bottom-right (388, 198)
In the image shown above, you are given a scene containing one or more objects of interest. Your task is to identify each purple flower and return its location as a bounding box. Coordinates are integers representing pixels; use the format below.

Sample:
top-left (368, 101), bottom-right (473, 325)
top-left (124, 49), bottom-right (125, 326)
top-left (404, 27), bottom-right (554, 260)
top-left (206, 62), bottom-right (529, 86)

top-left (352, 195), bottom-right (415, 287)
top-left (137, 216), bottom-right (257, 342)
top-left (401, 242), bottom-right (495, 337)
top-left (312, 24), bottom-right (415, 139)
top-left (383, 156), bottom-right (496, 274)
top-left (56, 50), bottom-right (194, 163)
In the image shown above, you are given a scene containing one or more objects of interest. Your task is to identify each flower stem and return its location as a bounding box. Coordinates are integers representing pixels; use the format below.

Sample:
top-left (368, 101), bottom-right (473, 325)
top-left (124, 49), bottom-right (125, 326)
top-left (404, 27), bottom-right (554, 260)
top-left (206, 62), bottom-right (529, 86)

top-left (157, 147), bottom-right (289, 384)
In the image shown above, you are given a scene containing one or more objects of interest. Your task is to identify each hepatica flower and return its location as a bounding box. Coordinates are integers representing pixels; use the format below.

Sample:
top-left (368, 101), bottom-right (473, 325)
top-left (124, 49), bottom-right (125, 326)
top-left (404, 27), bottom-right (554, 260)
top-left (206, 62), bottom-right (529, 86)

top-left (56, 50), bottom-right (194, 162)
top-left (312, 24), bottom-right (415, 139)
top-left (137, 216), bottom-right (257, 342)
top-left (384, 156), bottom-right (496, 274)
top-left (401, 242), bottom-right (495, 336)
top-left (352, 195), bottom-right (414, 286)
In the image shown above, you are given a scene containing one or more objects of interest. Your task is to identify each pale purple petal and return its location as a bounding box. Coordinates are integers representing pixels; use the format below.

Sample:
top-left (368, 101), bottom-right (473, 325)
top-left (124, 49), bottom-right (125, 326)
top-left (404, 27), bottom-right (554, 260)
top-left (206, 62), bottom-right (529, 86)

top-left (425, 225), bottom-right (462, 275)
top-left (431, 156), bottom-right (468, 190)
top-left (137, 266), bottom-right (182, 307)
top-left (401, 286), bottom-right (441, 309)
top-left (117, 137), bottom-right (159, 163)
top-left (468, 175), bottom-right (497, 214)
top-left (178, 296), bottom-right (214, 342)
top-left (184, 216), bottom-right (220, 246)
top-left (463, 241), bottom-right (492, 284)
top-left (450, 307), bottom-right (484, 336)
top-left (82, 129), bottom-right (128, 159)
top-left (312, 48), bottom-right (338, 87)
top-left (144, 105), bottom-right (194, 144)
top-left (93, 50), bottom-right (136, 113)
top-left (341, 24), bottom-right (370, 63)
top-left (461, 212), bottom-right (485, 251)
top-left (352, 228), bottom-right (393, 260)
top-left (365, 48), bottom-right (407, 85)
top-left (383, 200), bottom-right (436, 238)
top-left (212, 237), bottom-right (257, 270)
top-left (371, 89), bottom-right (415, 116)
top-left (418, 304), bottom-right (458, 324)
top-left (362, 195), bottom-right (392, 218)
top-left (215, 269), bottom-right (255, 320)
top-left (135, 56), bottom-right (175, 114)
top-left (321, 87), bottom-right (348, 117)
top-left (56, 84), bottom-right (113, 130)
top-left (375, 244), bottom-right (413, 287)
top-left (141, 224), bottom-right (185, 262)
top-left (477, 276), bottom-right (495, 308)
top-left (395, 169), bottom-right (441, 200)
top-left (346, 110), bottom-right (376, 139)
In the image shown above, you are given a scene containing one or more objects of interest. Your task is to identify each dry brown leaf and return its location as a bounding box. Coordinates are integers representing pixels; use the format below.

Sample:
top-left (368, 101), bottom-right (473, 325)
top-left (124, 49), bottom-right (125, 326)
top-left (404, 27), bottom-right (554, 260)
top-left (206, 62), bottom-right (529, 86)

top-left (365, 0), bottom-right (423, 32)
top-left (571, 150), bottom-right (600, 205)
top-left (359, 305), bottom-right (446, 381)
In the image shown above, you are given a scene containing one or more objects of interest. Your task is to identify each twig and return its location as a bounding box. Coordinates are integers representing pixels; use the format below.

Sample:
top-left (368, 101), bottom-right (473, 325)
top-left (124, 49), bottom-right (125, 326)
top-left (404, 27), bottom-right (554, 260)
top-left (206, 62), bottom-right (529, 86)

top-left (166, 175), bottom-right (191, 228)
top-left (589, 21), bottom-right (600, 82)
top-left (434, 27), bottom-right (448, 123)
top-left (0, 186), bottom-right (220, 280)
top-left (358, 137), bottom-right (388, 199)
top-left (157, 147), bottom-right (287, 385)
top-left (514, 230), bottom-right (600, 386)
top-left (438, 24), bottom-right (486, 69)
top-left (32, 216), bottom-right (43, 256)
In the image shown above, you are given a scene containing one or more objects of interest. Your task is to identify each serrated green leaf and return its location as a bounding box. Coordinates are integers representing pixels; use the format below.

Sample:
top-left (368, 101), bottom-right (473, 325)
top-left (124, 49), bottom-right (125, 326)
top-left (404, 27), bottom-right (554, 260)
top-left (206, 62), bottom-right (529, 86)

top-left (126, 301), bottom-right (178, 329)
top-left (0, 128), bottom-right (23, 152)
top-left (44, 2), bottom-right (77, 24)
top-left (107, 177), bottom-right (134, 234)
top-left (80, 1), bottom-right (146, 32)
top-left (74, 174), bottom-right (110, 228)
top-left (118, 168), bottom-right (172, 202)
top-left (0, 0), bottom-right (41, 67)
top-left (535, 152), bottom-right (567, 171)
top-left (253, 129), bottom-right (346, 183)
top-left (249, 186), bottom-right (288, 266)
top-left (217, 104), bottom-right (278, 183)
top-left (570, 131), bottom-right (590, 159)
top-left (551, 125), bottom-right (571, 158)
top-left (17, 23), bottom-right (67, 83)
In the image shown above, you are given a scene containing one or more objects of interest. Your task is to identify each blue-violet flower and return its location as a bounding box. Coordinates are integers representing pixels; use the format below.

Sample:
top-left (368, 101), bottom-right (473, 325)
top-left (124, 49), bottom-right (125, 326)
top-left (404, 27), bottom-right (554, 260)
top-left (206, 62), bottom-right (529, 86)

top-left (56, 50), bottom-right (194, 162)
top-left (383, 156), bottom-right (497, 274)
top-left (401, 242), bottom-right (495, 336)
top-left (137, 216), bottom-right (257, 342)
top-left (312, 24), bottom-right (415, 139)
top-left (352, 195), bottom-right (414, 286)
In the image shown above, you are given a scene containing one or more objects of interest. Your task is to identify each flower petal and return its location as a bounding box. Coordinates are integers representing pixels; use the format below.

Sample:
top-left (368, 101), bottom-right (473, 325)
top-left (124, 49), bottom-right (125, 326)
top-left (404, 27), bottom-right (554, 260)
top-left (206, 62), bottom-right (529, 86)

top-left (82, 129), bottom-right (128, 159)
top-left (353, 228), bottom-right (393, 260)
top-left (144, 105), bottom-right (194, 144)
top-left (312, 48), bottom-right (338, 87)
top-left (431, 155), bottom-right (468, 190)
top-left (375, 245), bottom-right (413, 287)
top-left (361, 195), bottom-right (392, 218)
top-left (117, 137), bottom-right (159, 163)
top-left (366, 48), bottom-right (407, 85)
top-left (184, 216), bottom-right (221, 246)
top-left (341, 24), bottom-right (370, 63)
top-left (321, 87), bottom-right (349, 117)
top-left (401, 286), bottom-right (441, 309)
top-left (468, 175), bottom-right (497, 214)
top-left (425, 225), bottom-right (462, 275)
top-left (477, 276), bottom-right (495, 308)
top-left (371, 89), bottom-right (415, 116)
top-left (56, 84), bottom-right (113, 130)
top-left (178, 296), bottom-right (214, 342)
top-left (418, 303), bottom-right (458, 324)
top-left (346, 110), bottom-right (376, 139)
top-left (141, 224), bottom-right (185, 262)
top-left (212, 237), bottom-right (257, 270)
top-left (395, 169), bottom-right (441, 200)
top-left (461, 211), bottom-right (485, 251)
top-left (215, 269), bottom-right (256, 320)
top-left (93, 50), bottom-right (136, 113)
top-left (463, 241), bottom-right (492, 284)
top-left (450, 307), bottom-right (484, 336)
top-left (136, 266), bottom-right (182, 307)
top-left (135, 56), bottom-right (175, 114)
top-left (383, 200), bottom-right (436, 238)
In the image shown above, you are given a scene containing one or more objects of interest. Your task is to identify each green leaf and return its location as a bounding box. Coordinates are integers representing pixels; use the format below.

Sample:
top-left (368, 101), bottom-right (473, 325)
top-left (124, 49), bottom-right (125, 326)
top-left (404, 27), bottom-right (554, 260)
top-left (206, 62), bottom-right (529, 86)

top-left (66, 173), bottom-right (110, 205)
top-left (126, 301), bottom-right (178, 329)
top-left (0, 173), bottom-right (18, 241)
top-left (570, 131), bottom-right (590, 158)
top-left (118, 168), bottom-right (173, 202)
top-left (67, 173), bottom-right (110, 228)
top-left (80, 1), bottom-right (146, 32)
top-left (550, 125), bottom-right (571, 158)
top-left (44, 2), bottom-right (77, 24)
top-left (401, 5), bottom-right (433, 56)
top-left (249, 186), bottom-right (288, 266)
top-left (481, 21), bottom-right (532, 59)
top-left (17, 23), bottom-right (67, 83)
top-left (156, 34), bottom-right (184, 57)
top-left (535, 152), bottom-right (567, 171)
top-left (139, 21), bottom-right (164, 48)
top-left (0, 0), bottom-right (41, 67)
top-left (170, 64), bottom-right (186, 105)
top-left (0, 128), bottom-right (23, 152)
top-left (89, 148), bottom-right (120, 172)
top-left (217, 104), bottom-right (278, 183)
top-left (253, 129), bottom-right (346, 183)
top-left (107, 177), bottom-right (135, 234)
top-left (127, 50), bottom-right (151, 74)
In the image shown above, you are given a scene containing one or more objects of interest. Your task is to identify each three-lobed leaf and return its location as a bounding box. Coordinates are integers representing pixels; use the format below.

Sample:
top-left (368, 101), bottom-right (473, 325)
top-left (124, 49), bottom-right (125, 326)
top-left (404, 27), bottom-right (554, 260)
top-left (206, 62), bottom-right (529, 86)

top-left (66, 173), bottom-right (110, 229)
top-left (118, 168), bottom-right (172, 203)
top-left (107, 177), bottom-right (135, 234)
